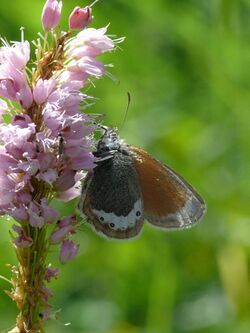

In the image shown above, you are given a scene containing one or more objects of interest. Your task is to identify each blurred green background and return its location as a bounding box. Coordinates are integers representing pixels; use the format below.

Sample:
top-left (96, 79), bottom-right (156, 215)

top-left (0, 0), bottom-right (250, 332)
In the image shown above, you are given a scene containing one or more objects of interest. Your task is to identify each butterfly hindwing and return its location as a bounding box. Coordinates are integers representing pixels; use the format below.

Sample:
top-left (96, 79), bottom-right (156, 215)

top-left (131, 146), bottom-right (206, 229)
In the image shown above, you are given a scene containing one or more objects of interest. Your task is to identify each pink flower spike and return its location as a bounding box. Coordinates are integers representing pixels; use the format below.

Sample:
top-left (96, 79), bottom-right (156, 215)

top-left (60, 240), bottom-right (79, 263)
top-left (69, 6), bottom-right (93, 30)
top-left (41, 0), bottom-right (62, 31)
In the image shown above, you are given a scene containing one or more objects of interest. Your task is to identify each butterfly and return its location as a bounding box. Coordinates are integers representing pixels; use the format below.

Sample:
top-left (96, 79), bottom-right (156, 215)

top-left (78, 126), bottom-right (206, 239)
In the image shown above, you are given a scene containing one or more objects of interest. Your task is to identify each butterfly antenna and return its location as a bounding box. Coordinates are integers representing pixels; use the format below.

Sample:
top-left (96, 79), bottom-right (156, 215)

top-left (119, 92), bottom-right (131, 131)
top-left (93, 122), bottom-right (109, 133)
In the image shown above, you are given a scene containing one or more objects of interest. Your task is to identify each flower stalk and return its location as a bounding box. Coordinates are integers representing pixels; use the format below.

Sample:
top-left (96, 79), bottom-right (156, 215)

top-left (0, 1), bottom-right (122, 331)
top-left (10, 227), bottom-right (49, 332)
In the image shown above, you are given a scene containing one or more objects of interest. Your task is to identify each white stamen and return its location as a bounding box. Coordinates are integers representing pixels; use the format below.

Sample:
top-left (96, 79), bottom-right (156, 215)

top-left (20, 26), bottom-right (25, 42)
top-left (90, 0), bottom-right (100, 8)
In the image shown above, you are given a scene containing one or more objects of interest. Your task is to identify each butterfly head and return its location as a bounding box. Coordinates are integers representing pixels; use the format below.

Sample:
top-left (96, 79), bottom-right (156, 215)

top-left (95, 126), bottom-right (122, 158)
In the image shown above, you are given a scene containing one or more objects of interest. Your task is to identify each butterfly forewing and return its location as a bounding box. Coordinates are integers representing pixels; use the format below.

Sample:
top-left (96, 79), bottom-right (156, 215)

top-left (132, 146), bottom-right (206, 229)
top-left (79, 151), bottom-right (144, 239)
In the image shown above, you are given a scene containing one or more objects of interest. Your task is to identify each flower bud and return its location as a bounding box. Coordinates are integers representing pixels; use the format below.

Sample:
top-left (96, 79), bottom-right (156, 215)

top-left (44, 265), bottom-right (59, 282)
top-left (41, 0), bottom-right (62, 31)
top-left (50, 225), bottom-right (73, 244)
top-left (69, 6), bottom-right (93, 30)
top-left (59, 239), bottom-right (79, 263)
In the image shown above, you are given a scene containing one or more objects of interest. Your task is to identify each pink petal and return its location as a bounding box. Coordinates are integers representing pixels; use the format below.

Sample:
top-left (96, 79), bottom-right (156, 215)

top-left (60, 240), bottom-right (79, 263)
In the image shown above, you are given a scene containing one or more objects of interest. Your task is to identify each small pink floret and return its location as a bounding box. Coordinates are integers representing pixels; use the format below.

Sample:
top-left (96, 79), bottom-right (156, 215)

top-left (60, 239), bottom-right (79, 263)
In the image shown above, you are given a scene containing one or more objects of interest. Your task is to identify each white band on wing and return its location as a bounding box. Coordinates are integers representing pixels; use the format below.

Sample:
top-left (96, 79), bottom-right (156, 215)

top-left (93, 199), bottom-right (143, 231)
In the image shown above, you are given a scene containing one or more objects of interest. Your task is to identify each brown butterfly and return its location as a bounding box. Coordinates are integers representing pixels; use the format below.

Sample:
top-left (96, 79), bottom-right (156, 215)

top-left (78, 127), bottom-right (206, 239)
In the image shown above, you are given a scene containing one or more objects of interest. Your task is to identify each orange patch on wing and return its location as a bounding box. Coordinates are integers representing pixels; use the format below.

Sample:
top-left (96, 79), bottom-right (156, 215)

top-left (132, 146), bottom-right (186, 217)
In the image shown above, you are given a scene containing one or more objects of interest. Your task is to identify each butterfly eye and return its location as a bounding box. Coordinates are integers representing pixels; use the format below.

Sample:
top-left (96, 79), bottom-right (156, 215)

top-left (110, 223), bottom-right (115, 228)
top-left (136, 211), bottom-right (141, 217)
top-left (99, 216), bottom-right (104, 222)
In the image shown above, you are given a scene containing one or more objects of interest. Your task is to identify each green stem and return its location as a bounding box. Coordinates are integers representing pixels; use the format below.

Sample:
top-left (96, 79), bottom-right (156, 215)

top-left (10, 225), bottom-right (49, 333)
top-left (0, 275), bottom-right (12, 284)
